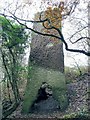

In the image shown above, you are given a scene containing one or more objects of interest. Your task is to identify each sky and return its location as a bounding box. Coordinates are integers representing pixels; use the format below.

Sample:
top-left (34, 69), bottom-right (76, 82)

top-left (0, 0), bottom-right (89, 67)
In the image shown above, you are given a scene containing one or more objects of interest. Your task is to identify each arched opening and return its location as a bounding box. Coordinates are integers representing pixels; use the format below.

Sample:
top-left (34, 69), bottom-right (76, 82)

top-left (30, 82), bottom-right (60, 113)
top-left (35, 82), bottom-right (52, 103)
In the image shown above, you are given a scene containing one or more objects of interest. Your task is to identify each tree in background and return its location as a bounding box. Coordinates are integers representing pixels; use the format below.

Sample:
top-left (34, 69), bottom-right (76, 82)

top-left (0, 16), bottom-right (28, 118)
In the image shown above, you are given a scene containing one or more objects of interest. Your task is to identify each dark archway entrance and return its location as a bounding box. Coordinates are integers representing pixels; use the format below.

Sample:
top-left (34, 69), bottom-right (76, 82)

top-left (30, 82), bottom-right (60, 113)
top-left (35, 82), bottom-right (52, 103)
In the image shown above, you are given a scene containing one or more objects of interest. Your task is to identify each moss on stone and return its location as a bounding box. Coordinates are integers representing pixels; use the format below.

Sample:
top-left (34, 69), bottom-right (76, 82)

top-left (22, 65), bottom-right (68, 114)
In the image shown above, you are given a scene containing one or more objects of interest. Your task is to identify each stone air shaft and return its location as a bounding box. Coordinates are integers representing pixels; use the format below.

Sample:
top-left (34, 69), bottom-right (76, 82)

top-left (22, 6), bottom-right (68, 114)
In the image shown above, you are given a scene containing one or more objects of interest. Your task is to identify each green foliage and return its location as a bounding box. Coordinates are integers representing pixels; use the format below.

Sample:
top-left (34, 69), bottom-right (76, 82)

top-left (17, 65), bottom-right (28, 85)
top-left (0, 16), bottom-right (28, 55)
top-left (0, 16), bottom-right (29, 78)
top-left (0, 16), bottom-right (29, 108)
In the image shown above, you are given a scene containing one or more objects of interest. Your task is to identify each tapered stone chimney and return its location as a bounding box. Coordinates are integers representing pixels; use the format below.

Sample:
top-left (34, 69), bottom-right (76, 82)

top-left (30, 12), bottom-right (64, 73)
top-left (22, 11), bottom-right (68, 114)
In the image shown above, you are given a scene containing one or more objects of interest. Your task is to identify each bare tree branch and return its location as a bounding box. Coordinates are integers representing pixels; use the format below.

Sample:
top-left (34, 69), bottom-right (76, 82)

top-left (0, 13), bottom-right (90, 56)
top-left (69, 37), bottom-right (90, 44)
top-left (68, 26), bottom-right (88, 43)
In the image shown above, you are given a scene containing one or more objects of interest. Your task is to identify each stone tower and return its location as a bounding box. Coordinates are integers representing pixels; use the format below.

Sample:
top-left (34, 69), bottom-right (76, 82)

top-left (22, 12), bottom-right (68, 114)
top-left (30, 11), bottom-right (64, 73)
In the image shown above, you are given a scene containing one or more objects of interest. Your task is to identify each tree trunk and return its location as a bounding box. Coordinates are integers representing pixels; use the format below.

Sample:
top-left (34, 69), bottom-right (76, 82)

top-left (88, 2), bottom-right (90, 113)
top-left (0, 25), bottom-right (3, 120)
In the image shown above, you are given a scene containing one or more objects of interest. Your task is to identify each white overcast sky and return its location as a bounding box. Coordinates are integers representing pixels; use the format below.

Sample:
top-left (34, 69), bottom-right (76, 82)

top-left (0, 0), bottom-right (89, 67)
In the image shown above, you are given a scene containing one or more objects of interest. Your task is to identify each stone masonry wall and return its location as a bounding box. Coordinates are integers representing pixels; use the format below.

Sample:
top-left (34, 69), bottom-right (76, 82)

top-left (30, 12), bottom-right (64, 73)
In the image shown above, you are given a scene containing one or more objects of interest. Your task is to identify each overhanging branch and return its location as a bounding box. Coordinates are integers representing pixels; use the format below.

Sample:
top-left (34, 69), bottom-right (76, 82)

top-left (0, 13), bottom-right (90, 56)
